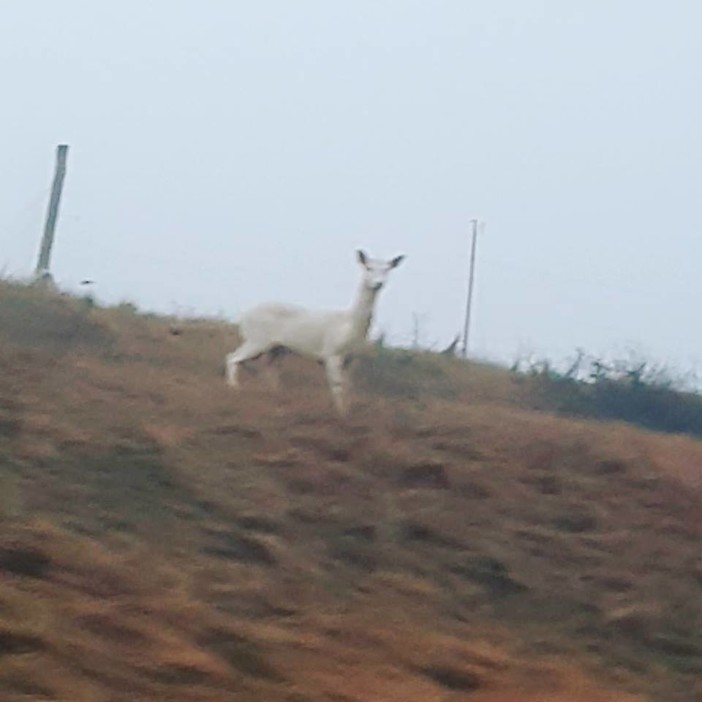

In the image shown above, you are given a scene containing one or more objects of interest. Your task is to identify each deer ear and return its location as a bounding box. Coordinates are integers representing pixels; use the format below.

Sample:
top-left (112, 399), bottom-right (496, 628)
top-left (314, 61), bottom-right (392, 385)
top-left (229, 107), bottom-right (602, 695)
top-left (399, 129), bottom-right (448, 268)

top-left (389, 255), bottom-right (405, 269)
top-left (356, 250), bottom-right (369, 266)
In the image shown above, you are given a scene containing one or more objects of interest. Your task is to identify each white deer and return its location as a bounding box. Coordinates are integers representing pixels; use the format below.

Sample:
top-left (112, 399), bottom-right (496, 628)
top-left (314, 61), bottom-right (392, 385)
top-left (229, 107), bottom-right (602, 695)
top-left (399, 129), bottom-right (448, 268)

top-left (225, 250), bottom-right (405, 415)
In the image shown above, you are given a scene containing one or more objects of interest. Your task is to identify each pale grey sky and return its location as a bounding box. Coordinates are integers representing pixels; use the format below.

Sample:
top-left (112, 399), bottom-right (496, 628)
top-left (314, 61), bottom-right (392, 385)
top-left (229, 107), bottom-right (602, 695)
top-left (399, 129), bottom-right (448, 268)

top-left (1, 1), bottom-right (700, 369)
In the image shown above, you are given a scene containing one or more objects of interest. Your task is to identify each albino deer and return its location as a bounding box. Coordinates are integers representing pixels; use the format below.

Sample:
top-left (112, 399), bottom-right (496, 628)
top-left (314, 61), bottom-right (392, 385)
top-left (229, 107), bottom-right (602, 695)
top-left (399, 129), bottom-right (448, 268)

top-left (225, 250), bottom-right (405, 415)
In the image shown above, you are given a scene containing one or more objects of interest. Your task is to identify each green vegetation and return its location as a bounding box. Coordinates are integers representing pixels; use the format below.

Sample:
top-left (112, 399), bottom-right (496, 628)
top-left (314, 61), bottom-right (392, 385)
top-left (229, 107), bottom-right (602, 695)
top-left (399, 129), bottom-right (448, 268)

top-left (0, 279), bottom-right (113, 355)
top-left (354, 346), bottom-right (457, 401)
top-left (516, 352), bottom-right (702, 438)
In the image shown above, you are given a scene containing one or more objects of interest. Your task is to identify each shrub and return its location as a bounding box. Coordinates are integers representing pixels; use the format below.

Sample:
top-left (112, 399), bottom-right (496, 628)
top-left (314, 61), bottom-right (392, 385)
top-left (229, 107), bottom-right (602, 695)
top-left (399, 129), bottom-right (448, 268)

top-left (0, 281), bottom-right (113, 355)
top-left (518, 352), bottom-right (702, 437)
top-left (354, 347), bottom-right (457, 401)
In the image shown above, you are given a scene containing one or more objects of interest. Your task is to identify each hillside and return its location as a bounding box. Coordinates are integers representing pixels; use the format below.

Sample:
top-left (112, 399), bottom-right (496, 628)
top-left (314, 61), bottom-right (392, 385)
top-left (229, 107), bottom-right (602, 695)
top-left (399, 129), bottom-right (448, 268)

top-left (1, 281), bottom-right (701, 702)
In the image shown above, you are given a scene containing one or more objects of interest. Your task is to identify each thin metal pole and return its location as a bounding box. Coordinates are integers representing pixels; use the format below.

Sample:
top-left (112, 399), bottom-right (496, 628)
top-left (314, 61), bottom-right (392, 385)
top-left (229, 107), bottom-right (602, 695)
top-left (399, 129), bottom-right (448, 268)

top-left (35, 144), bottom-right (69, 281)
top-left (462, 219), bottom-right (479, 358)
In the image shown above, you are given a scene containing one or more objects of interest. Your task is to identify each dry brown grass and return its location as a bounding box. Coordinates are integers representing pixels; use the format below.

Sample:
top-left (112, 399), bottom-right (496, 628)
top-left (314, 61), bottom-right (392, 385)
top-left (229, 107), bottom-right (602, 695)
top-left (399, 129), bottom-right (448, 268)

top-left (1, 283), bottom-right (700, 701)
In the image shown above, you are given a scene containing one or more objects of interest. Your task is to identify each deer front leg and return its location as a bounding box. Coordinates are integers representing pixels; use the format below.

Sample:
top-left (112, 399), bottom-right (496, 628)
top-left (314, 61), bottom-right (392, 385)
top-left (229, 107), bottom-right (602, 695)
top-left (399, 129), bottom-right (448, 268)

top-left (324, 355), bottom-right (347, 416)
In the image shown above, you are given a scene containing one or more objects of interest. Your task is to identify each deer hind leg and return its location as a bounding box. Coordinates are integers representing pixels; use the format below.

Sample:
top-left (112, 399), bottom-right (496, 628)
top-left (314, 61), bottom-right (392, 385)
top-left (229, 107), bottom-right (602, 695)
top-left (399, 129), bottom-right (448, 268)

top-left (324, 355), bottom-right (347, 416)
top-left (263, 345), bottom-right (290, 391)
top-left (225, 340), bottom-right (269, 388)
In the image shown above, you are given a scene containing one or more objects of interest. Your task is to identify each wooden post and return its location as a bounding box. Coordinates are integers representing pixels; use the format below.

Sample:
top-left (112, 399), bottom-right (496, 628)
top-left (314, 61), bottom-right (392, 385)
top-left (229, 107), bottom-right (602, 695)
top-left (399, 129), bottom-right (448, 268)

top-left (461, 219), bottom-right (480, 359)
top-left (34, 144), bottom-right (69, 284)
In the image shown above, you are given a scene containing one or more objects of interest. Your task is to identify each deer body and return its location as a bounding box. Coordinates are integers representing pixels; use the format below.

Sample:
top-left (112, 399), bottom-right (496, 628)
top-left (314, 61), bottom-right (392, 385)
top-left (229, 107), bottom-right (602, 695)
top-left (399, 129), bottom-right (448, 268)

top-left (225, 250), bottom-right (404, 415)
top-left (238, 306), bottom-right (357, 358)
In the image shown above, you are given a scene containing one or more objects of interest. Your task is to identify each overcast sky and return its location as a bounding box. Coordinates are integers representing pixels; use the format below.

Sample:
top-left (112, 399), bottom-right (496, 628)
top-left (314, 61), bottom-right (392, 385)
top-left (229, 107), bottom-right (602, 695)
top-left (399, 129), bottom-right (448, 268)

top-left (1, 1), bottom-right (700, 370)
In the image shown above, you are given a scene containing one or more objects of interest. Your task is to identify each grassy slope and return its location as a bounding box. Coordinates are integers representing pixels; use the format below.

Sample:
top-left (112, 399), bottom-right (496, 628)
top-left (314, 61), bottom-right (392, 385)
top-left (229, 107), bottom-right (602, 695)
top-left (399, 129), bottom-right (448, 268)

top-left (1, 282), bottom-right (701, 702)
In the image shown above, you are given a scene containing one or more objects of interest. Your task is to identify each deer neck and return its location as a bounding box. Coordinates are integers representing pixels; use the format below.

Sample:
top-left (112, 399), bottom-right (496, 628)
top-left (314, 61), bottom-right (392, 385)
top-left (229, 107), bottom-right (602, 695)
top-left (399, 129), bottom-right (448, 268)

top-left (350, 282), bottom-right (379, 341)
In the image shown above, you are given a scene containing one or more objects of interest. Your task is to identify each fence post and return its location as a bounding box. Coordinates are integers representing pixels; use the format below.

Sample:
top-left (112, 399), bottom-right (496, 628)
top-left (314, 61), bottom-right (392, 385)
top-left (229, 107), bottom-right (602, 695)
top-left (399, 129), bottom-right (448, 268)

top-left (34, 144), bottom-right (69, 286)
top-left (461, 219), bottom-right (480, 358)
